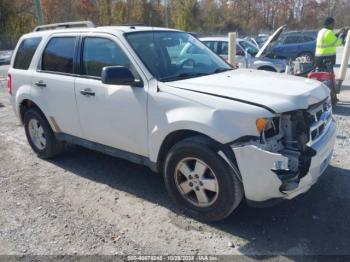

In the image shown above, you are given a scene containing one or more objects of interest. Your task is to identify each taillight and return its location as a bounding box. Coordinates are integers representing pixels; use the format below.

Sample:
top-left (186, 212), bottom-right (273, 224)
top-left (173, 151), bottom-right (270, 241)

top-left (7, 74), bottom-right (11, 95)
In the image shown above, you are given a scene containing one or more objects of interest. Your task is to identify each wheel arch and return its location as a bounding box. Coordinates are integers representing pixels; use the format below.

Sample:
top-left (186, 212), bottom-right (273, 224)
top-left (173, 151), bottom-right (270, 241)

top-left (19, 99), bottom-right (48, 126)
top-left (155, 129), bottom-right (236, 174)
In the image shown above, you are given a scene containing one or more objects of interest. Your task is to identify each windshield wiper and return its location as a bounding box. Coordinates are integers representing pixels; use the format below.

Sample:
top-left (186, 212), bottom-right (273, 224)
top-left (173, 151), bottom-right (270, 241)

top-left (159, 72), bottom-right (209, 82)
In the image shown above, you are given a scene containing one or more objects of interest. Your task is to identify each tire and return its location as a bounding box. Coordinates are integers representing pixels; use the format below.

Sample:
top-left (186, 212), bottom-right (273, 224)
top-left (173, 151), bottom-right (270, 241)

top-left (24, 108), bottom-right (64, 159)
top-left (163, 136), bottom-right (243, 222)
top-left (258, 66), bottom-right (276, 72)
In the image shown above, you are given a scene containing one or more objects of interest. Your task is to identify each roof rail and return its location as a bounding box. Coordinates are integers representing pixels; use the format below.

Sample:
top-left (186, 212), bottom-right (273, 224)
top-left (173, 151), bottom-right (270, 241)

top-left (121, 23), bottom-right (148, 27)
top-left (33, 21), bottom-right (95, 32)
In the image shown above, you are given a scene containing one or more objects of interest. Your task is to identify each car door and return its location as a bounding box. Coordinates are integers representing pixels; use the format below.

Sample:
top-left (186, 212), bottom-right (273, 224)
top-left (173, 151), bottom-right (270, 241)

top-left (282, 35), bottom-right (302, 59)
top-left (31, 34), bottom-right (82, 137)
top-left (74, 34), bottom-right (148, 156)
top-left (230, 42), bottom-right (245, 66)
top-left (302, 34), bottom-right (317, 54)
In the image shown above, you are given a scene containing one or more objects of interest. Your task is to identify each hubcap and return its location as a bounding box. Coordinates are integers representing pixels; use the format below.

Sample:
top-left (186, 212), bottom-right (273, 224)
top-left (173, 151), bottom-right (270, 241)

top-left (28, 119), bottom-right (46, 150)
top-left (174, 157), bottom-right (219, 207)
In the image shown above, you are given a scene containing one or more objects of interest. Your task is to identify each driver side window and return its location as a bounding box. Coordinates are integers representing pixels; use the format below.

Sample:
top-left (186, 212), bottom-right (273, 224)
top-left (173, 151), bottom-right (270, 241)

top-left (82, 37), bottom-right (130, 78)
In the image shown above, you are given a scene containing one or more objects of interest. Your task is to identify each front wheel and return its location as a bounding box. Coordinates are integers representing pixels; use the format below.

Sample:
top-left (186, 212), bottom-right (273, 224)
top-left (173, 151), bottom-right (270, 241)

top-left (163, 136), bottom-right (243, 222)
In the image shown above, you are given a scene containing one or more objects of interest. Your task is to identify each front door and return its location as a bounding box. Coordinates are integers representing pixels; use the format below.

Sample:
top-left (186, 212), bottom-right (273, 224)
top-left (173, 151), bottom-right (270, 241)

top-left (74, 34), bottom-right (148, 156)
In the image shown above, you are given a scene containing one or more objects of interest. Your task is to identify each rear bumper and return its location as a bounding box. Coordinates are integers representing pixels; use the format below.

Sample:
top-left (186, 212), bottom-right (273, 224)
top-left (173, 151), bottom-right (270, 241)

top-left (232, 119), bottom-right (336, 203)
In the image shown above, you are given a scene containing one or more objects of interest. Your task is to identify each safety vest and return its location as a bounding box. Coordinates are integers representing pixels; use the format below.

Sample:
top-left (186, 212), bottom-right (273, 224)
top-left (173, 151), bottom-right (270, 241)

top-left (316, 28), bottom-right (342, 56)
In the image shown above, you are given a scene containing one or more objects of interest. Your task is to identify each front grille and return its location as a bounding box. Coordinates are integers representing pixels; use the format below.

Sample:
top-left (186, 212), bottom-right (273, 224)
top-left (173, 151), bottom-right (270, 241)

top-left (307, 98), bottom-right (332, 145)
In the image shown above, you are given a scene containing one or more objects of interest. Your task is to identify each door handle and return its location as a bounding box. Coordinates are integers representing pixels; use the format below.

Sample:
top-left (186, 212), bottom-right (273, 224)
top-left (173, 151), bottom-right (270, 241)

top-left (35, 80), bottom-right (46, 87)
top-left (80, 88), bottom-right (95, 96)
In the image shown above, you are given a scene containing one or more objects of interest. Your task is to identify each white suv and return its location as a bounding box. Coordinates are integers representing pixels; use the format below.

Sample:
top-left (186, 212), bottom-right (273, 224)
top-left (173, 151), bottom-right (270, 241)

top-left (8, 22), bottom-right (336, 222)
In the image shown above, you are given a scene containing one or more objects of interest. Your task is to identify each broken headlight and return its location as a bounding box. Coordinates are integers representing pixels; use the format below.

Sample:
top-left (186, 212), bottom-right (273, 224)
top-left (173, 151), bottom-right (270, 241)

top-left (256, 117), bottom-right (280, 139)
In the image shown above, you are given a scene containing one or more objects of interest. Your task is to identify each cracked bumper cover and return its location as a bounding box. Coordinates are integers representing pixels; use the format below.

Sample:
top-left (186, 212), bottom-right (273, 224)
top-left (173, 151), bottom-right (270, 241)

top-left (232, 119), bottom-right (336, 202)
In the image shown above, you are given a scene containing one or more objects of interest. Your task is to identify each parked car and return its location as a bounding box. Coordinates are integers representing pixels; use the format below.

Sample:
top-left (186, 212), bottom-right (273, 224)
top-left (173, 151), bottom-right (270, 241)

top-left (0, 50), bottom-right (13, 65)
top-left (255, 34), bottom-right (270, 47)
top-left (270, 30), bottom-right (317, 62)
top-left (243, 37), bottom-right (260, 49)
top-left (8, 22), bottom-right (335, 222)
top-left (200, 37), bottom-right (287, 72)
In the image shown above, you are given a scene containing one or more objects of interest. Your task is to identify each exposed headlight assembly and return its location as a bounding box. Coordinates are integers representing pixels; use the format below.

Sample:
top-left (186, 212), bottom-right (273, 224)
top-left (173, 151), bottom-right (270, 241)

top-left (256, 117), bottom-right (280, 140)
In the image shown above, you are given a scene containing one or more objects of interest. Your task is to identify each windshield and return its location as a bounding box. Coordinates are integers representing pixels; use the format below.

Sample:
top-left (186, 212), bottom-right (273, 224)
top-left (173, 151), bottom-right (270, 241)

top-left (256, 36), bottom-right (268, 44)
top-left (239, 40), bottom-right (259, 56)
top-left (125, 31), bottom-right (232, 82)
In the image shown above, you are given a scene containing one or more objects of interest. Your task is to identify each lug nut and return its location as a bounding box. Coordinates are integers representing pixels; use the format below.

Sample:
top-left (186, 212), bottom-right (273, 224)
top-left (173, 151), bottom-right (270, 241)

top-left (195, 186), bottom-right (200, 191)
top-left (188, 175), bottom-right (193, 180)
top-left (189, 182), bottom-right (193, 187)
top-left (195, 174), bottom-right (199, 178)
top-left (199, 181), bottom-right (203, 186)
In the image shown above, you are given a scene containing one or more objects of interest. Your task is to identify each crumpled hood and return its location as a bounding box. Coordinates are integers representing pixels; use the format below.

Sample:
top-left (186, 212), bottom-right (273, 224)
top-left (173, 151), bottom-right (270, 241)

top-left (164, 69), bottom-right (329, 113)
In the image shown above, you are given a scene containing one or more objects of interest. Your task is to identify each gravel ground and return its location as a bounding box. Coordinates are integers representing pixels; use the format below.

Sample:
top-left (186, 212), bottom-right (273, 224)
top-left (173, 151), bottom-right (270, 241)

top-left (0, 63), bottom-right (350, 259)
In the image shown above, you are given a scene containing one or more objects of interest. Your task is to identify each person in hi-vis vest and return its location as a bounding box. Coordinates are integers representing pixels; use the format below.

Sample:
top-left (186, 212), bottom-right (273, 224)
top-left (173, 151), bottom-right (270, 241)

top-left (315, 17), bottom-right (344, 71)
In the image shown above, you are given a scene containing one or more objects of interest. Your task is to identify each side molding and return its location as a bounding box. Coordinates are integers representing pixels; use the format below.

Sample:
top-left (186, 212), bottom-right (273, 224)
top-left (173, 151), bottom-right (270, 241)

top-left (55, 133), bottom-right (158, 173)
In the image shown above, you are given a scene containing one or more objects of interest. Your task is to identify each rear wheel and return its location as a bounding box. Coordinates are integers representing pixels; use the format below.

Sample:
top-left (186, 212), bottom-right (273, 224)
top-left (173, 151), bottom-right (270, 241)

top-left (163, 136), bottom-right (243, 222)
top-left (24, 108), bottom-right (64, 159)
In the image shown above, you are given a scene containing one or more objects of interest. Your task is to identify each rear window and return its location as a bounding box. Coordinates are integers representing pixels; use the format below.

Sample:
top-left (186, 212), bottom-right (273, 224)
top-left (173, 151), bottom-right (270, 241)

top-left (14, 37), bottom-right (42, 70)
top-left (42, 37), bottom-right (76, 74)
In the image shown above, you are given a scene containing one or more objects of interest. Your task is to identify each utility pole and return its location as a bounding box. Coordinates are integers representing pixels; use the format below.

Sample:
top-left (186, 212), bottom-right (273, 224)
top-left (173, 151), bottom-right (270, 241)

top-left (164, 0), bottom-right (169, 28)
top-left (33, 0), bottom-right (44, 25)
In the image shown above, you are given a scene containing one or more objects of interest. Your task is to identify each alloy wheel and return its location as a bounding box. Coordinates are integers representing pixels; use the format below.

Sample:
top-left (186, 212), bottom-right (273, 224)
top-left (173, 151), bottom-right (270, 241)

top-left (28, 119), bottom-right (46, 150)
top-left (174, 157), bottom-right (219, 207)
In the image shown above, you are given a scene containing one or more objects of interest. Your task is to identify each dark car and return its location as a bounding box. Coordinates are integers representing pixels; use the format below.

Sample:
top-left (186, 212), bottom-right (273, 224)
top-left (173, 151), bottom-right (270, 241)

top-left (270, 31), bottom-right (317, 62)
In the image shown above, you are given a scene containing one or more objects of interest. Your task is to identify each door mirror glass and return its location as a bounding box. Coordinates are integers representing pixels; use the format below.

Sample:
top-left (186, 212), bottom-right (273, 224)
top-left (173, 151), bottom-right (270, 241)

top-left (101, 66), bottom-right (142, 87)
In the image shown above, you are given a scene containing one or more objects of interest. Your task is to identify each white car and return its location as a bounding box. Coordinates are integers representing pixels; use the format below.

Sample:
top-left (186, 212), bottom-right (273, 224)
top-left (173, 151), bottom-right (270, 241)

top-left (8, 22), bottom-right (336, 222)
top-left (200, 37), bottom-right (287, 72)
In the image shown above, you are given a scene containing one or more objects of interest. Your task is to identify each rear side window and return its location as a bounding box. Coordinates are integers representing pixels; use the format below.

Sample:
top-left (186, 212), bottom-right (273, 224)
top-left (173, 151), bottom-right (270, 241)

top-left (14, 37), bottom-right (42, 70)
top-left (82, 37), bottom-right (129, 77)
top-left (302, 36), bottom-right (315, 43)
top-left (42, 37), bottom-right (76, 74)
top-left (284, 36), bottom-right (301, 44)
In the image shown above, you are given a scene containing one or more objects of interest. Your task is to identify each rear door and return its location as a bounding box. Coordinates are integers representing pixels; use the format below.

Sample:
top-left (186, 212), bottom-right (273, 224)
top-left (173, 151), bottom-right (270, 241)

top-left (282, 35), bottom-right (302, 59)
top-left (74, 33), bottom-right (148, 156)
top-left (31, 34), bottom-right (82, 137)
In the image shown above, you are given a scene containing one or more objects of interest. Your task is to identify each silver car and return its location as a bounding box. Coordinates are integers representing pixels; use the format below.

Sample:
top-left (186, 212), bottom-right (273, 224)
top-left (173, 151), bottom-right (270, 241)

top-left (200, 37), bottom-right (287, 73)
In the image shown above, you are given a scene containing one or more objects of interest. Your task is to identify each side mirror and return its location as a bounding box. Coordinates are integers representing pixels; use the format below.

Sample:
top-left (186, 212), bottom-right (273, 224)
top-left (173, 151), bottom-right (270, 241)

top-left (101, 66), bottom-right (143, 87)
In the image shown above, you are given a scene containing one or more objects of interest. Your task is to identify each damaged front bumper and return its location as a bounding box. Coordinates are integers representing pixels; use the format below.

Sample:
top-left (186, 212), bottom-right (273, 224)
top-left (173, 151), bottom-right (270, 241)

top-left (232, 119), bottom-right (336, 203)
